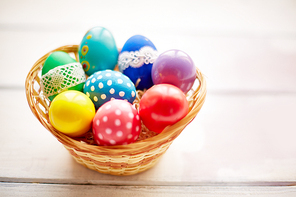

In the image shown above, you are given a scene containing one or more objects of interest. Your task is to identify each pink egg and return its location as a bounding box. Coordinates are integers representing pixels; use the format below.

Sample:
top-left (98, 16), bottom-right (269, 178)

top-left (92, 99), bottom-right (141, 146)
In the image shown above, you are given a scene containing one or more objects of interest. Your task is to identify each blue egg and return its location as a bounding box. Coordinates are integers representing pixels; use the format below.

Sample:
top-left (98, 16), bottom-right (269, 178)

top-left (79, 27), bottom-right (118, 76)
top-left (83, 70), bottom-right (136, 109)
top-left (118, 35), bottom-right (158, 90)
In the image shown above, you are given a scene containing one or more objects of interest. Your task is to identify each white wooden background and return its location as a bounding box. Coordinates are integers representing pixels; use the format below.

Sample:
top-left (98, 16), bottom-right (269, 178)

top-left (1, 0), bottom-right (296, 196)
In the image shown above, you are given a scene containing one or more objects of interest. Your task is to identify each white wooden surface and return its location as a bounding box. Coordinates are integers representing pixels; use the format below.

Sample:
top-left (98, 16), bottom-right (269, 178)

top-left (0, 0), bottom-right (296, 196)
top-left (1, 183), bottom-right (296, 197)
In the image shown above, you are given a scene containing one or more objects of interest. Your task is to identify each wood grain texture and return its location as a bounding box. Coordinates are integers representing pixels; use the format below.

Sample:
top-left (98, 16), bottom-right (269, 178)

top-left (1, 1), bottom-right (296, 93)
top-left (1, 31), bottom-right (296, 94)
top-left (1, 183), bottom-right (296, 197)
top-left (1, 0), bottom-right (296, 35)
top-left (1, 90), bottom-right (295, 185)
top-left (0, 0), bottom-right (296, 195)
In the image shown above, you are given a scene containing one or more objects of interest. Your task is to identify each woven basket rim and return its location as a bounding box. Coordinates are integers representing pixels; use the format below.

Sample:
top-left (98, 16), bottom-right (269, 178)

top-left (25, 45), bottom-right (207, 156)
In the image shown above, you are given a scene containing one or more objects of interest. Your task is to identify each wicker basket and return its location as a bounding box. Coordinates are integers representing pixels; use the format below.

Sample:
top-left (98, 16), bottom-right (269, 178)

top-left (25, 45), bottom-right (207, 176)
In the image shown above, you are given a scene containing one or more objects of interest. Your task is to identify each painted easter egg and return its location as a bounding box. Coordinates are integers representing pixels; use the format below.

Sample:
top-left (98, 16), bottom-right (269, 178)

top-left (139, 84), bottom-right (189, 134)
top-left (92, 99), bottom-right (141, 146)
top-left (118, 35), bottom-right (158, 90)
top-left (83, 70), bottom-right (137, 110)
top-left (152, 49), bottom-right (196, 94)
top-left (78, 26), bottom-right (118, 76)
top-left (49, 90), bottom-right (96, 137)
top-left (41, 51), bottom-right (86, 101)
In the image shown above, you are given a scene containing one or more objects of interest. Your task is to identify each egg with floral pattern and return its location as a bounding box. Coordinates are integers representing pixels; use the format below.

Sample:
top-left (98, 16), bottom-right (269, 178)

top-left (79, 26), bottom-right (118, 76)
top-left (83, 70), bottom-right (137, 110)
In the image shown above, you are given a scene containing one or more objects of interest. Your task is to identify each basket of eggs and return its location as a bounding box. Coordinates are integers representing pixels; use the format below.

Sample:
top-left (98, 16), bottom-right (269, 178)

top-left (25, 26), bottom-right (207, 176)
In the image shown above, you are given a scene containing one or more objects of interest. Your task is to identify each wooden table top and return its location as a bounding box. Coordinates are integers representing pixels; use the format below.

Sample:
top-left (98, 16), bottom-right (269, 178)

top-left (1, 0), bottom-right (296, 196)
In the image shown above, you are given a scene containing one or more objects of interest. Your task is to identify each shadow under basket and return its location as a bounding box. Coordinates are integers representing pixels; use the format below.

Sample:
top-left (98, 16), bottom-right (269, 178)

top-left (25, 45), bottom-right (207, 176)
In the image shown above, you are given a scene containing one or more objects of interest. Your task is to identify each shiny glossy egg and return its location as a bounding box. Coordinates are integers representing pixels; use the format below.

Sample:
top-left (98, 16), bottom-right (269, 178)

top-left (83, 70), bottom-right (137, 110)
top-left (92, 99), bottom-right (141, 146)
top-left (79, 27), bottom-right (118, 76)
top-left (41, 51), bottom-right (86, 101)
top-left (49, 90), bottom-right (96, 137)
top-left (152, 49), bottom-right (196, 94)
top-left (139, 84), bottom-right (189, 134)
top-left (118, 35), bottom-right (158, 90)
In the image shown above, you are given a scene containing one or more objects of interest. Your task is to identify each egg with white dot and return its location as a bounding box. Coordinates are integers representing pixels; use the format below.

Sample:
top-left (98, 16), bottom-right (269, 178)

top-left (84, 70), bottom-right (137, 109)
top-left (117, 131), bottom-right (123, 137)
top-left (94, 96), bottom-right (98, 102)
top-left (92, 99), bottom-right (141, 146)
top-left (101, 94), bottom-right (106, 100)
top-left (106, 128), bottom-right (112, 134)
top-left (110, 88), bottom-right (115, 94)
top-left (118, 79), bottom-right (123, 84)
top-left (115, 109), bottom-right (122, 115)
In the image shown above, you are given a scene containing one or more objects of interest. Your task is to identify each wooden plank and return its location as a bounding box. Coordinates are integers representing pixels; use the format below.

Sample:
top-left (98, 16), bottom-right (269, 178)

top-left (1, 1), bottom-right (296, 91)
top-left (1, 183), bottom-right (296, 197)
top-left (1, 30), bottom-right (296, 93)
top-left (1, 0), bottom-right (296, 36)
top-left (0, 90), bottom-right (295, 185)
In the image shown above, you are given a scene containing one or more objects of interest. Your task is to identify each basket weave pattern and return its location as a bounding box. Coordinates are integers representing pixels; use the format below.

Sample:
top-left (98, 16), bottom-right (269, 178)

top-left (25, 45), bottom-right (207, 176)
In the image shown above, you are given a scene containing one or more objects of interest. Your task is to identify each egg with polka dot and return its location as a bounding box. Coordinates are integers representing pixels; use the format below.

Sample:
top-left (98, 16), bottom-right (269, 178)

top-left (92, 99), bottom-right (141, 146)
top-left (83, 70), bottom-right (137, 110)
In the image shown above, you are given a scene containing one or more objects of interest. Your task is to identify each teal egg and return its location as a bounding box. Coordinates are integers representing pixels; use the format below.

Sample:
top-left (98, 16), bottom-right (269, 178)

top-left (79, 27), bottom-right (118, 76)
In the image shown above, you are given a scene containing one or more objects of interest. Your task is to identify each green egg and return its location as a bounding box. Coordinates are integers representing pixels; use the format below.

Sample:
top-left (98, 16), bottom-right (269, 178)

top-left (41, 51), bottom-right (86, 101)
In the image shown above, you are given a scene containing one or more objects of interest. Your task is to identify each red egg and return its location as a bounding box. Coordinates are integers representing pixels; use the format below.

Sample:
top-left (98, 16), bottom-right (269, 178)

top-left (92, 99), bottom-right (141, 146)
top-left (139, 84), bottom-right (189, 133)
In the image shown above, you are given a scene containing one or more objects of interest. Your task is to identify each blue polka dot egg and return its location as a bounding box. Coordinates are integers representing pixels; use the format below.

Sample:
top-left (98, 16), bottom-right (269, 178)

top-left (83, 70), bottom-right (137, 110)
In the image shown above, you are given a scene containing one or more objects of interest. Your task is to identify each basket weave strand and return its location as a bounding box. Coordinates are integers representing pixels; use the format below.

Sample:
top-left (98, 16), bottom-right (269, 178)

top-left (25, 45), bottom-right (207, 175)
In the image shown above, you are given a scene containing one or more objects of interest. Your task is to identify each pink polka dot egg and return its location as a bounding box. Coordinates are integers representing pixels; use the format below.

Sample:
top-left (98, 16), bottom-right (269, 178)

top-left (92, 99), bottom-right (141, 146)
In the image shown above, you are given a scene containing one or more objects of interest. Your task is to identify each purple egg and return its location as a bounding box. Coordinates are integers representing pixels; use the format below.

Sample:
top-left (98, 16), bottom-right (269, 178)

top-left (152, 49), bottom-right (196, 93)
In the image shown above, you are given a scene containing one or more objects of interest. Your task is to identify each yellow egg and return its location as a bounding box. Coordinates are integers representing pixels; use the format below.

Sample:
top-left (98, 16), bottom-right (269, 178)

top-left (49, 90), bottom-right (96, 137)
